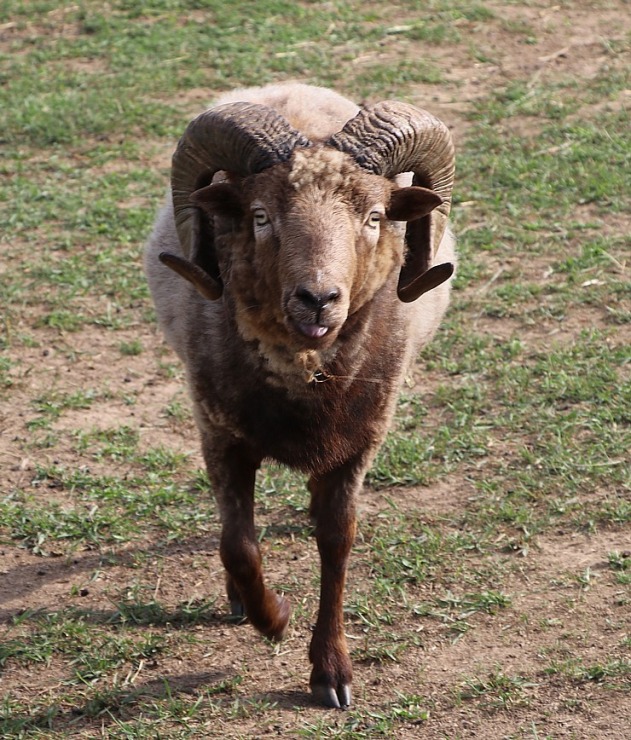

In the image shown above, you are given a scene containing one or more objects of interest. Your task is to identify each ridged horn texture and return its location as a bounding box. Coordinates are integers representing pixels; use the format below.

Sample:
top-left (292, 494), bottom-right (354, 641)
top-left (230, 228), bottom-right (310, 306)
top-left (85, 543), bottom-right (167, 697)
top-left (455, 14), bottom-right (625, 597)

top-left (171, 102), bottom-right (312, 259)
top-left (328, 102), bottom-right (455, 258)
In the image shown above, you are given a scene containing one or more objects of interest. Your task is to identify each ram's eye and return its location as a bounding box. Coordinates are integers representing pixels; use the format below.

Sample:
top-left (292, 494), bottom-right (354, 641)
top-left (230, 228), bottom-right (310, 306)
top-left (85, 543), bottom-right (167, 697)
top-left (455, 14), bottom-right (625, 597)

top-left (252, 208), bottom-right (270, 227)
top-left (366, 210), bottom-right (383, 229)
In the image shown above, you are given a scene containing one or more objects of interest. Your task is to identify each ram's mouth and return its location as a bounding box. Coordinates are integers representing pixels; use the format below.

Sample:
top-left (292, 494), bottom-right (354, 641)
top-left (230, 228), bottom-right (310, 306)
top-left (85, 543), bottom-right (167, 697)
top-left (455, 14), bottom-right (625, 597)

top-left (287, 317), bottom-right (338, 348)
top-left (295, 322), bottom-right (329, 340)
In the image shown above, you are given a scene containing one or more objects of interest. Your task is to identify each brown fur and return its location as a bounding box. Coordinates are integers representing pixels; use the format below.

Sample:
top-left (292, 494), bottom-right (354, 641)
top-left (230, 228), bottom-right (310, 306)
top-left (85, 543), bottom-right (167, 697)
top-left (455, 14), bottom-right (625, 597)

top-left (144, 83), bottom-right (456, 708)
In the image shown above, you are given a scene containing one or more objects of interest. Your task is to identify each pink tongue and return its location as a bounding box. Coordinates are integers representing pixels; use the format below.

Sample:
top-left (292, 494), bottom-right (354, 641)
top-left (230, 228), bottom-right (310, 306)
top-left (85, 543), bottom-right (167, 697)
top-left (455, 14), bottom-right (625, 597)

top-left (299, 323), bottom-right (329, 339)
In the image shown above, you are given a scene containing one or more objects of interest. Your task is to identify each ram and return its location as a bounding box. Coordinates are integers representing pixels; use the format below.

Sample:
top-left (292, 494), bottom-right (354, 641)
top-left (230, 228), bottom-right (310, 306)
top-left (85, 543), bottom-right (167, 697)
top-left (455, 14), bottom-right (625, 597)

top-left (144, 83), bottom-right (456, 708)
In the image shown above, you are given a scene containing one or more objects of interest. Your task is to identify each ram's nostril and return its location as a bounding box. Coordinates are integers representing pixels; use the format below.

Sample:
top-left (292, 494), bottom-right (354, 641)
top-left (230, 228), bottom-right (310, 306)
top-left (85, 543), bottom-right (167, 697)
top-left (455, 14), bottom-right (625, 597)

top-left (295, 286), bottom-right (340, 309)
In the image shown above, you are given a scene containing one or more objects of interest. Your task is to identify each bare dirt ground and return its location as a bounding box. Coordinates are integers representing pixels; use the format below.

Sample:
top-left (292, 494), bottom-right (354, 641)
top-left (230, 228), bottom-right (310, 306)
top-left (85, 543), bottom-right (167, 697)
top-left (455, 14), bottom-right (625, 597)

top-left (1, 2), bottom-right (630, 737)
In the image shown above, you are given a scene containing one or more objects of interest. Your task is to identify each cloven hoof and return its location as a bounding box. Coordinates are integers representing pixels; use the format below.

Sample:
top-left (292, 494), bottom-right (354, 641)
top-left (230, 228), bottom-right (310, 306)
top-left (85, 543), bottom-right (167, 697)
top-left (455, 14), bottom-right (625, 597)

top-left (311, 683), bottom-right (352, 710)
top-left (229, 599), bottom-right (246, 619)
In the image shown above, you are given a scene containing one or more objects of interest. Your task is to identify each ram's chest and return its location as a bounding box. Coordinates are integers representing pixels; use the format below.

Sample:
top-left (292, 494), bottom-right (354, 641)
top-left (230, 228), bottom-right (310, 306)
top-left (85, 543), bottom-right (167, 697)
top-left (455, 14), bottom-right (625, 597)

top-left (200, 370), bottom-right (391, 472)
top-left (248, 380), bottom-right (389, 471)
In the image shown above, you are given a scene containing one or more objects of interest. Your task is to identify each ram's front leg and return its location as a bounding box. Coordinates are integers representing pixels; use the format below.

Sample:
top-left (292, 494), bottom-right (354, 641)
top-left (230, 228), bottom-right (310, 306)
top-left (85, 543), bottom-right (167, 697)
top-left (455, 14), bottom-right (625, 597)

top-left (202, 434), bottom-right (290, 641)
top-left (307, 453), bottom-right (368, 709)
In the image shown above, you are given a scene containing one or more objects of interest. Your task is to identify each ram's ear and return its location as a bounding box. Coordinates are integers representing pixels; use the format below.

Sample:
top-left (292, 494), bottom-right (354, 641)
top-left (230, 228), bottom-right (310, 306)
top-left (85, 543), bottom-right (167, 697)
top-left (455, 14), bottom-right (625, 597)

top-left (190, 182), bottom-right (244, 218)
top-left (164, 183), bottom-right (243, 300)
top-left (159, 251), bottom-right (223, 301)
top-left (387, 186), bottom-right (451, 303)
top-left (387, 186), bottom-right (442, 222)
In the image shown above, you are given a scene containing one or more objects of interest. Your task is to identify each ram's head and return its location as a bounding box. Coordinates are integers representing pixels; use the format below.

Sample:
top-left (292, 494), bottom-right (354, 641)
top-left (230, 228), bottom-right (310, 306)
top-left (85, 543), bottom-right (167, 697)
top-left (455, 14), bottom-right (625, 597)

top-left (160, 101), bottom-right (455, 350)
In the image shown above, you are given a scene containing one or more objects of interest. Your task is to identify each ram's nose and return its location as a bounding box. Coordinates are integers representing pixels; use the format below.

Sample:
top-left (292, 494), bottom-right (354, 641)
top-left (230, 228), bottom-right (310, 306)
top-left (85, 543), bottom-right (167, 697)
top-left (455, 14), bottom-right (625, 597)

top-left (294, 285), bottom-right (341, 311)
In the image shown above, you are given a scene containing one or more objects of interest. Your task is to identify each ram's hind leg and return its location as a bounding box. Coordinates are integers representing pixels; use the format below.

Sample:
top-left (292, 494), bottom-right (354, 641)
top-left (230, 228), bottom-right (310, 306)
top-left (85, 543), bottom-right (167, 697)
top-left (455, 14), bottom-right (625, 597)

top-left (307, 452), bottom-right (369, 709)
top-left (202, 434), bottom-right (290, 641)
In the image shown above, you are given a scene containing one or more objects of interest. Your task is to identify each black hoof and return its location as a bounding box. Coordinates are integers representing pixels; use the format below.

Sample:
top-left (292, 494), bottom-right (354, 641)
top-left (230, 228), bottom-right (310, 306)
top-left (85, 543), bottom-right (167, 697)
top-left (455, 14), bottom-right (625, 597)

top-left (228, 599), bottom-right (247, 622)
top-left (311, 683), bottom-right (352, 709)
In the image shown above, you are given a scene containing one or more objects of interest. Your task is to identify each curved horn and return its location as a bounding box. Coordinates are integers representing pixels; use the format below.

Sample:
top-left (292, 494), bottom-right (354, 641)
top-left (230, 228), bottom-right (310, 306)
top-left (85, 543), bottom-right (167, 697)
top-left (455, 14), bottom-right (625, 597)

top-left (328, 102), bottom-right (455, 302)
top-left (171, 102), bottom-right (311, 260)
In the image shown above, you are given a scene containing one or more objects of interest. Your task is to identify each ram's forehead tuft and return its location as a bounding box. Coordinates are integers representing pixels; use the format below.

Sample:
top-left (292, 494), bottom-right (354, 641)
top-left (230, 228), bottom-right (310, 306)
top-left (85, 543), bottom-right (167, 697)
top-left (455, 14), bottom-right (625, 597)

top-left (288, 147), bottom-right (358, 193)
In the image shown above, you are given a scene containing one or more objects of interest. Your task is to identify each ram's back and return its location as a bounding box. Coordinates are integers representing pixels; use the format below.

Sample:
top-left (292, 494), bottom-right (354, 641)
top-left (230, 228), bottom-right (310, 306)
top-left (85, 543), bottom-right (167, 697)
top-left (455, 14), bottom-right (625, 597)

top-left (214, 82), bottom-right (360, 142)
